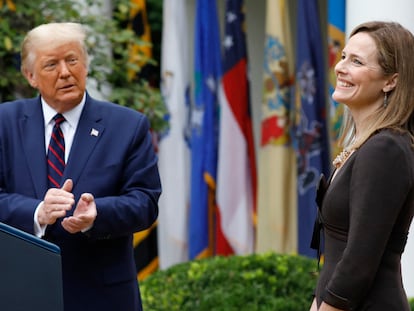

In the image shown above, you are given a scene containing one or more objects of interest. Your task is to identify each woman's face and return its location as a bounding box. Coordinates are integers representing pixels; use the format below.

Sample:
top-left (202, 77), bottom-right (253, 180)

top-left (333, 32), bottom-right (389, 111)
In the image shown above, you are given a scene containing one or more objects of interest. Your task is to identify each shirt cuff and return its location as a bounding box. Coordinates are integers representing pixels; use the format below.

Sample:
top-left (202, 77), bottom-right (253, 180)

top-left (33, 202), bottom-right (47, 237)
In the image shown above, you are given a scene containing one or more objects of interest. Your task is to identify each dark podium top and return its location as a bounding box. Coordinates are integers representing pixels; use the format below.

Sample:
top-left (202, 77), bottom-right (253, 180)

top-left (0, 222), bottom-right (63, 311)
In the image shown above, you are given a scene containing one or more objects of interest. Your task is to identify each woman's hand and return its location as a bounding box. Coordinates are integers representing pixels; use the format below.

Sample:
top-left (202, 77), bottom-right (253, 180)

top-left (309, 298), bottom-right (318, 311)
top-left (319, 301), bottom-right (344, 311)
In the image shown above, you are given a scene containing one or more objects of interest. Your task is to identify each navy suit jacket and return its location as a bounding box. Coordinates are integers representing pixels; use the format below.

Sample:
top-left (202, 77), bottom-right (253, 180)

top-left (0, 93), bottom-right (161, 311)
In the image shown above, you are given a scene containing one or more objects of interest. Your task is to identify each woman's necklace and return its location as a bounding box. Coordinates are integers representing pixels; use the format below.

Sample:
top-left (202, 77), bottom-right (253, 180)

top-left (332, 148), bottom-right (355, 169)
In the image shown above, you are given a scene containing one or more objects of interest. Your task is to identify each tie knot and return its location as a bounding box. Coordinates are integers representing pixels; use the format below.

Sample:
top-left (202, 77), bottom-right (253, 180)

top-left (53, 113), bottom-right (65, 126)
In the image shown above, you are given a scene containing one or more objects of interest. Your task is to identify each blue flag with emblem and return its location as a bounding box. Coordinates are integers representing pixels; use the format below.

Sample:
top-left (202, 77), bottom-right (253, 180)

top-left (293, 0), bottom-right (331, 257)
top-left (189, 0), bottom-right (222, 259)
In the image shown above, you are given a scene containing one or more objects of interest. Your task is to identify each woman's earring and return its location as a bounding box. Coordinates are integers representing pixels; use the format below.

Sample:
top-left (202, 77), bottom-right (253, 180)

top-left (383, 92), bottom-right (388, 107)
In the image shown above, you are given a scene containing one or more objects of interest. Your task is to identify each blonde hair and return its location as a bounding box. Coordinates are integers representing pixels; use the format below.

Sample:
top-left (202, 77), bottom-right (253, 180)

top-left (338, 21), bottom-right (414, 149)
top-left (20, 22), bottom-right (89, 74)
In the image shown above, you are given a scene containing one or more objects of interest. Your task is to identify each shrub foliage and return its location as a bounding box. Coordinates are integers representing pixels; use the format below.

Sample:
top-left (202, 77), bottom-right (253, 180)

top-left (141, 252), bottom-right (319, 311)
top-left (0, 0), bottom-right (167, 132)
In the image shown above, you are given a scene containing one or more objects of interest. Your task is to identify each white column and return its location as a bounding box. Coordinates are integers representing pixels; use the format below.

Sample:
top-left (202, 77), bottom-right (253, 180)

top-left (347, 0), bottom-right (414, 298)
top-left (346, 0), bottom-right (414, 35)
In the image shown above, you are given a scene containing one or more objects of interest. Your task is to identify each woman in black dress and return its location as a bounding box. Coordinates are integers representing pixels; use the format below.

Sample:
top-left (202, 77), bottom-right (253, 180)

top-left (310, 21), bottom-right (414, 311)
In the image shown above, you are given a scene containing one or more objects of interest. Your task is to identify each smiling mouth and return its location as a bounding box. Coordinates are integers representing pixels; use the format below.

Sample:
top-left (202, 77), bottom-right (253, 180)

top-left (337, 80), bottom-right (354, 88)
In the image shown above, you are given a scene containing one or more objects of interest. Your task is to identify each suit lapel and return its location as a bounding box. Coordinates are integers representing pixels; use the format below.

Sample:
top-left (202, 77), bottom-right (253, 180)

top-left (64, 96), bottom-right (105, 187)
top-left (19, 95), bottom-right (105, 196)
top-left (19, 97), bottom-right (49, 198)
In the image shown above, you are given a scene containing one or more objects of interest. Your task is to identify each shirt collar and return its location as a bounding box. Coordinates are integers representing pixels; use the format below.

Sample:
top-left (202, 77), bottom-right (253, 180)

top-left (42, 93), bottom-right (86, 129)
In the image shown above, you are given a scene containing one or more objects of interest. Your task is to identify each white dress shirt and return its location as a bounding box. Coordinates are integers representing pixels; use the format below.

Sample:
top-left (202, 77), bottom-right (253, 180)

top-left (33, 94), bottom-right (86, 237)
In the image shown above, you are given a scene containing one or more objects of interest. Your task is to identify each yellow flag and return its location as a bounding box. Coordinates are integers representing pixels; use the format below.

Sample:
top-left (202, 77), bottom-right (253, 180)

top-left (256, 0), bottom-right (297, 254)
top-left (0, 0), bottom-right (16, 11)
top-left (130, 1), bottom-right (157, 281)
top-left (128, 0), bottom-right (152, 81)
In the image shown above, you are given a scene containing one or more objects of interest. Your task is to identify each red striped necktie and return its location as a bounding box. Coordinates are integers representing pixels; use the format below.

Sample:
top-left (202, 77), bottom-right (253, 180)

top-left (47, 113), bottom-right (66, 188)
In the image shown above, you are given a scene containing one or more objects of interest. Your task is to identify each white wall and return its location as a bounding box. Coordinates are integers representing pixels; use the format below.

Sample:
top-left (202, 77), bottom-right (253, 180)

top-left (347, 0), bottom-right (414, 298)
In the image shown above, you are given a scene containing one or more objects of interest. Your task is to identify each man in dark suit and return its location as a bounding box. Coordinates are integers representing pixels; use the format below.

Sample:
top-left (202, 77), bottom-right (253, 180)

top-left (0, 22), bottom-right (161, 311)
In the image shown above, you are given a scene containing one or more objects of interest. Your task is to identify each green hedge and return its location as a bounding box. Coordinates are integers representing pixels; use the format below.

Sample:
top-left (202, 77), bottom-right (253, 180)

top-left (409, 298), bottom-right (414, 310)
top-left (140, 252), bottom-right (318, 311)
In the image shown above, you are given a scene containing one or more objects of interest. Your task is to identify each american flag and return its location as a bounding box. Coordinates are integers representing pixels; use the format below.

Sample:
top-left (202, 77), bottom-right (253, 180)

top-left (216, 0), bottom-right (257, 255)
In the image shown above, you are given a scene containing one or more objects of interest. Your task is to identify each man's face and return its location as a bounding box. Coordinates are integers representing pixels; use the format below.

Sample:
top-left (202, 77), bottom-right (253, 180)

top-left (25, 42), bottom-right (88, 112)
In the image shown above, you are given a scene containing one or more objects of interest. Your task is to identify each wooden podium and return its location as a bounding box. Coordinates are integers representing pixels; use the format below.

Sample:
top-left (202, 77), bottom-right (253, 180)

top-left (0, 222), bottom-right (63, 311)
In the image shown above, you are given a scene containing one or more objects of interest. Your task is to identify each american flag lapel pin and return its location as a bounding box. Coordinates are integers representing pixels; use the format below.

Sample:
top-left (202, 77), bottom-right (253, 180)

top-left (90, 128), bottom-right (99, 137)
